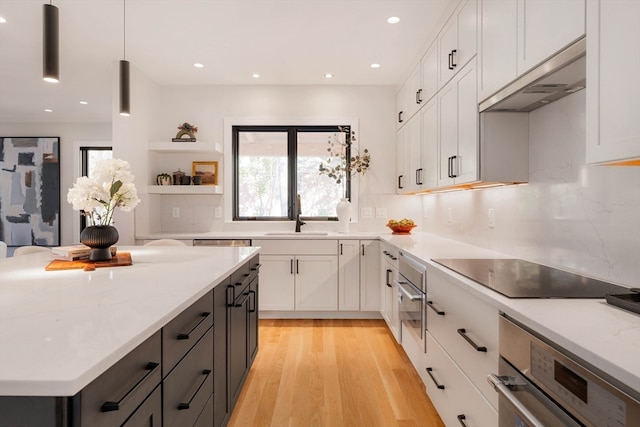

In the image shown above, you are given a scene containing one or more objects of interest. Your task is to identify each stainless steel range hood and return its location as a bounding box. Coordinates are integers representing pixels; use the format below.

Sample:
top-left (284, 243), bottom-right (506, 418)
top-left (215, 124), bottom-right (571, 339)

top-left (479, 38), bottom-right (586, 112)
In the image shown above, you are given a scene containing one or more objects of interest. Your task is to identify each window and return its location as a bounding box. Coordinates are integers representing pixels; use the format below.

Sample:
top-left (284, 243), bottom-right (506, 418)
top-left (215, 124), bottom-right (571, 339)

top-left (232, 125), bottom-right (350, 220)
top-left (79, 146), bottom-right (112, 231)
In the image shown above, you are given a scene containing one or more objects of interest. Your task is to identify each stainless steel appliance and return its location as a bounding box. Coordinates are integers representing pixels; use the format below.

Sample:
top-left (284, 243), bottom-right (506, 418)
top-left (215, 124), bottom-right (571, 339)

top-left (396, 254), bottom-right (426, 346)
top-left (489, 316), bottom-right (640, 426)
top-left (431, 258), bottom-right (628, 298)
top-left (193, 239), bottom-right (251, 247)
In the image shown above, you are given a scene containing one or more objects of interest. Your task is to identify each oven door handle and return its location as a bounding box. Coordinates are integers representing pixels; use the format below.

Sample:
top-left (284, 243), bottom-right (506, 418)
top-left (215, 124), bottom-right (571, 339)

top-left (487, 374), bottom-right (546, 427)
top-left (394, 280), bottom-right (423, 302)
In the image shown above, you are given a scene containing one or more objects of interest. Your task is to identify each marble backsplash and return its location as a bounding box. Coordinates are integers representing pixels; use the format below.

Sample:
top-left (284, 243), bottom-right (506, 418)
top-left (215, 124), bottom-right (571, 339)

top-left (422, 91), bottom-right (640, 287)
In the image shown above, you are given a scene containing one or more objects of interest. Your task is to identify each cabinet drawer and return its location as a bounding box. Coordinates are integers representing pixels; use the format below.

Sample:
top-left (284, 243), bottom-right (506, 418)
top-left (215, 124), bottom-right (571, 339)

top-left (425, 333), bottom-right (498, 427)
top-left (252, 239), bottom-right (337, 255)
top-left (163, 290), bottom-right (213, 377)
top-left (426, 267), bottom-right (498, 408)
top-left (78, 331), bottom-right (162, 427)
top-left (164, 328), bottom-right (214, 427)
top-left (121, 385), bottom-right (161, 427)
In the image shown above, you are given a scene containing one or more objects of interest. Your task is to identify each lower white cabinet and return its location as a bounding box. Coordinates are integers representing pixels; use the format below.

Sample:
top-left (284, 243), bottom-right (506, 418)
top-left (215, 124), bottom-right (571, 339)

top-left (360, 240), bottom-right (380, 311)
top-left (426, 333), bottom-right (498, 427)
top-left (295, 255), bottom-right (339, 311)
top-left (338, 240), bottom-right (381, 312)
top-left (380, 243), bottom-right (401, 342)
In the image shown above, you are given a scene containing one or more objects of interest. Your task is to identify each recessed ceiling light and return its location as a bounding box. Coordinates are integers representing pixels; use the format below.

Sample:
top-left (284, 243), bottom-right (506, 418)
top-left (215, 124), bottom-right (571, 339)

top-left (44, 109), bottom-right (53, 112)
top-left (324, 73), bottom-right (334, 79)
top-left (387, 16), bottom-right (400, 24)
top-left (0, 16), bottom-right (6, 23)
top-left (370, 63), bottom-right (381, 69)
top-left (79, 101), bottom-right (88, 105)
top-left (193, 63), bottom-right (204, 68)
top-left (252, 73), bottom-right (260, 78)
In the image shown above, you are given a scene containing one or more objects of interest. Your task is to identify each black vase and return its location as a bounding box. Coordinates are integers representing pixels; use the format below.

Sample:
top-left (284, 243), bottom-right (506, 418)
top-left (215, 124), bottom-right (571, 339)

top-left (80, 225), bottom-right (119, 261)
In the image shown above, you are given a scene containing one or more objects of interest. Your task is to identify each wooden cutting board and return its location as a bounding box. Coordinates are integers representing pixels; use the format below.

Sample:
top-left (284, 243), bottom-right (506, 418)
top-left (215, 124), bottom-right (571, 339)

top-left (45, 252), bottom-right (132, 271)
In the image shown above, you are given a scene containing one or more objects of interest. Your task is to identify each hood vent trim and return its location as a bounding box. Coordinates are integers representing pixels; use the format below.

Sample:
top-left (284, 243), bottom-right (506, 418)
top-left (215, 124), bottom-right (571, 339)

top-left (479, 37), bottom-right (586, 113)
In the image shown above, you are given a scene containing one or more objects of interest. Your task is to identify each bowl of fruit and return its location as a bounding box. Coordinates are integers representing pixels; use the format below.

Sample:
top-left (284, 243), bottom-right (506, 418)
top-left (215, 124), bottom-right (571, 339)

top-left (386, 218), bottom-right (417, 235)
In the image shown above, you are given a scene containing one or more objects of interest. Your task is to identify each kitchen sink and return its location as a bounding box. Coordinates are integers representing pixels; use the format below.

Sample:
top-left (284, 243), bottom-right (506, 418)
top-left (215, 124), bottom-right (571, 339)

top-left (264, 232), bottom-right (329, 236)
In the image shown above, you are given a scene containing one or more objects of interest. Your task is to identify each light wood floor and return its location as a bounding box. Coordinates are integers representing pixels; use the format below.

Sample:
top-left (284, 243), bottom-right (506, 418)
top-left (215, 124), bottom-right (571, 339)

top-left (228, 319), bottom-right (445, 427)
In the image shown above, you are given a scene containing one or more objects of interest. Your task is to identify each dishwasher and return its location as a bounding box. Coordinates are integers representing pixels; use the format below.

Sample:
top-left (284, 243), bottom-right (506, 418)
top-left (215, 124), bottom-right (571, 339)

top-left (193, 239), bottom-right (252, 247)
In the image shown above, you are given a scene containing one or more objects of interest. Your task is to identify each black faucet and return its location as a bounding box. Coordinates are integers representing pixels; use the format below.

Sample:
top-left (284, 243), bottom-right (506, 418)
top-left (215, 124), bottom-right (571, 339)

top-left (295, 194), bottom-right (305, 232)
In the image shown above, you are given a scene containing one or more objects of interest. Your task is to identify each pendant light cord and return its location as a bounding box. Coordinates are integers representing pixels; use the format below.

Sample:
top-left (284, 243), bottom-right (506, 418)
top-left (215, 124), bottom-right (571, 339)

top-left (123, 0), bottom-right (126, 60)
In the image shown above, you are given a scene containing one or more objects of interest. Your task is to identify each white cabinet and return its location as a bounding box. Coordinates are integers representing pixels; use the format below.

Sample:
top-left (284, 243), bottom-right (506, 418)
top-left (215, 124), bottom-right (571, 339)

top-left (438, 0), bottom-right (477, 89)
top-left (395, 128), bottom-right (406, 193)
top-left (253, 239), bottom-right (338, 312)
top-left (438, 60), bottom-right (478, 188)
top-left (380, 244), bottom-right (401, 343)
top-left (396, 64), bottom-right (421, 128)
top-left (586, 0), bottom-right (640, 165)
top-left (420, 97), bottom-right (439, 191)
top-left (397, 114), bottom-right (422, 194)
top-left (516, 0), bottom-right (585, 75)
top-left (420, 40), bottom-right (439, 106)
top-left (338, 240), bottom-right (380, 312)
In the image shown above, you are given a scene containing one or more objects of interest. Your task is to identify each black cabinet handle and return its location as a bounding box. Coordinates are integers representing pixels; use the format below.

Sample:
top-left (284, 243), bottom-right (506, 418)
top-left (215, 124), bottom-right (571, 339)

top-left (457, 414), bottom-right (468, 427)
top-left (178, 369), bottom-right (212, 410)
top-left (296, 259), bottom-right (299, 274)
top-left (101, 362), bottom-right (160, 412)
top-left (236, 273), bottom-right (251, 288)
top-left (448, 52), bottom-right (453, 70)
top-left (290, 259), bottom-right (294, 275)
top-left (391, 256), bottom-right (397, 261)
top-left (447, 156), bottom-right (453, 178)
top-left (416, 168), bottom-right (423, 185)
top-left (426, 300), bottom-right (445, 316)
top-left (398, 111), bottom-right (404, 123)
top-left (361, 244), bottom-right (365, 256)
top-left (451, 49), bottom-right (457, 68)
top-left (416, 89), bottom-right (423, 104)
top-left (426, 367), bottom-right (445, 390)
top-left (177, 312), bottom-right (211, 340)
top-left (451, 155), bottom-right (458, 178)
top-left (457, 328), bottom-right (487, 352)
top-left (235, 292), bottom-right (250, 307)
top-left (249, 290), bottom-right (257, 313)
top-left (250, 263), bottom-right (262, 271)
top-left (398, 175), bottom-right (404, 189)
top-left (383, 250), bottom-right (389, 255)
top-left (386, 269), bottom-right (392, 287)
top-left (226, 285), bottom-right (235, 307)
top-left (340, 243), bottom-right (343, 255)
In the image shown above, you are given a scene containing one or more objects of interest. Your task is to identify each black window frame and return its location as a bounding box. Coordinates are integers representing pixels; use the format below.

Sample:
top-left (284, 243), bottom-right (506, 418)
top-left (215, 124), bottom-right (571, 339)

top-left (232, 125), bottom-right (351, 221)
top-left (79, 146), bottom-right (112, 231)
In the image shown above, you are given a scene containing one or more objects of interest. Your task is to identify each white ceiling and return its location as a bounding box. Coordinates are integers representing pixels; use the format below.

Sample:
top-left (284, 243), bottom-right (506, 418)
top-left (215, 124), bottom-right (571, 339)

top-left (0, 0), bottom-right (453, 123)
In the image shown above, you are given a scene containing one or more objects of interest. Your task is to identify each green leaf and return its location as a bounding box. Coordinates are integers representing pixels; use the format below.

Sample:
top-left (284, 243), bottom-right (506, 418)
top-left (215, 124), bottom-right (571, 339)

top-left (110, 180), bottom-right (123, 198)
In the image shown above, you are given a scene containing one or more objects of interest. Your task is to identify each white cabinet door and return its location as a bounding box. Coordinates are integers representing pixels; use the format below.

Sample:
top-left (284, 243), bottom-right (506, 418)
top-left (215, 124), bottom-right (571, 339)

top-left (396, 128), bottom-right (406, 193)
top-left (295, 255), bottom-right (338, 311)
top-left (438, 0), bottom-right (477, 89)
top-left (478, 0), bottom-right (517, 102)
top-left (338, 240), bottom-right (360, 311)
top-left (420, 97), bottom-right (439, 191)
top-left (404, 114), bottom-right (422, 193)
top-left (360, 240), bottom-right (380, 311)
top-left (258, 255), bottom-right (295, 311)
top-left (586, 0), bottom-right (640, 165)
top-left (420, 40), bottom-right (439, 105)
top-left (438, 60), bottom-right (478, 188)
top-left (517, 0), bottom-right (585, 75)
top-left (396, 64), bottom-right (421, 129)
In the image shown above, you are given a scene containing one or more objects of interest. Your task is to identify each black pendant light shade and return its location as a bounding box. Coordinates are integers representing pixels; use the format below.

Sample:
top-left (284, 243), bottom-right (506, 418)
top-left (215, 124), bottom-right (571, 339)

top-left (119, 60), bottom-right (130, 116)
top-left (43, 3), bottom-right (59, 83)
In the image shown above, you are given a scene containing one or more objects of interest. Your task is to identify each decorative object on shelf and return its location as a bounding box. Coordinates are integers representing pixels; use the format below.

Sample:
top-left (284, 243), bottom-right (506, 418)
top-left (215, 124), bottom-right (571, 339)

top-left (180, 175), bottom-right (192, 185)
top-left (172, 169), bottom-right (185, 185)
top-left (336, 198), bottom-right (352, 233)
top-left (192, 161), bottom-right (218, 185)
top-left (386, 218), bottom-right (417, 235)
top-left (67, 158), bottom-right (139, 261)
top-left (192, 175), bottom-right (202, 185)
top-left (0, 136), bottom-right (61, 247)
top-left (173, 122), bottom-right (198, 142)
top-left (156, 173), bottom-right (172, 185)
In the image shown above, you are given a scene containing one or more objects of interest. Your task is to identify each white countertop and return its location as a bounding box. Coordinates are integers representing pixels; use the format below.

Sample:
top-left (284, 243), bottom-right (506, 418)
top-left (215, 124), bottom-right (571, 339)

top-left (136, 231), bottom-right (382, 241)
top-left (0, 246), bottom-right (259, 396)
top-left (381, 232), bottom-right (640, 397)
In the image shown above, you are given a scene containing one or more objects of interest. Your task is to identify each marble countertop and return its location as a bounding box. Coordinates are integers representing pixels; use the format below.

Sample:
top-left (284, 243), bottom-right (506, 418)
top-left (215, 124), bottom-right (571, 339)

top-left (136, 231), bottom-right (383, 241)
top-left (0, 246), bottom-right (259, 396)
top-left (380, 233), bottom-right (640, 397)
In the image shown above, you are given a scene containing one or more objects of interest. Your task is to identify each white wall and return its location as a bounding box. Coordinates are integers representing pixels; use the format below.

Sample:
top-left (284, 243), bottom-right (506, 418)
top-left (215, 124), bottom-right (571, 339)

top-left (0, 122), bottom-right (111, 246)
top-left (422, 91), bottom-right (640, 287)
top-left (146, 85), bottom-right (421, 234)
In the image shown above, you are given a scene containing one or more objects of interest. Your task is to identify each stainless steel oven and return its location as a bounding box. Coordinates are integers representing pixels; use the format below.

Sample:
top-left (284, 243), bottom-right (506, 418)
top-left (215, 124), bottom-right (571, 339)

top-left (489, 315), bottom-right (640, 426)
top-left (396, 253), bottom-right (426, 346)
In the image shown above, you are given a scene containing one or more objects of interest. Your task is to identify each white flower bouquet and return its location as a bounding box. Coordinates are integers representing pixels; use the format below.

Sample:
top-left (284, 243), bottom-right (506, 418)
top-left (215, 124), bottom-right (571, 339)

top-left (67, 158), bottom-right (140, 226)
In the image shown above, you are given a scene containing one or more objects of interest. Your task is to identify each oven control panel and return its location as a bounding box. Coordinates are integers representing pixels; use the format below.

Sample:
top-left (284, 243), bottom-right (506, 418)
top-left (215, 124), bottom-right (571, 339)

top-left (531, 343), bottom-right (626, 426)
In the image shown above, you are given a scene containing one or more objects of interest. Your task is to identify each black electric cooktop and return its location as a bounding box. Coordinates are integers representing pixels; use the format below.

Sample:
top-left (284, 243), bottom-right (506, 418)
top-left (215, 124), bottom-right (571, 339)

top-left (431, 258), bottom-right (629, 298)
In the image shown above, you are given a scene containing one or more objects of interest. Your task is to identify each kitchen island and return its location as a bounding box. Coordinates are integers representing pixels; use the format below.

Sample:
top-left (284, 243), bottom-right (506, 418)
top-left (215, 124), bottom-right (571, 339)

top-left (0, 245), bottom-right (260, 426)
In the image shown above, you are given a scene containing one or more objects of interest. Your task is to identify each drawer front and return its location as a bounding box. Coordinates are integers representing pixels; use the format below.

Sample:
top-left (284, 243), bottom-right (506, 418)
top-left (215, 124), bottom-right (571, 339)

top-left (426, 268), bottom-right (498, 408)
top-left (121, 385), bottom-right (161, 427)
top-left (80, 331), bottom-right (162, 427)
top-left (252, 239), bottom-right (337, 255)
top-left (164, 328), bottom-right (214, 427)
top-left (163, 290), bottom-right (213, 377)
top-left (425, 333), bottom-right (498, 427)
top-left (380, 243), bottom-right (399, 270)
top-left (230, 260), bottom-right (251, 290)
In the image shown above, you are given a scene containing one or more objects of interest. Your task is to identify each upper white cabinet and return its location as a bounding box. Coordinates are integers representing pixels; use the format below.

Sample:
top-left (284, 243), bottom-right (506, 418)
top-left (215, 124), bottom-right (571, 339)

top-left (420, 40), bottom-right (439, 106)
top-left (478, 0), bottom-right (585, 102)
top-left (438, 0), bottom-right (477, 89)
top-left (516, 0), bottom-right (585, 75)
top-left (396, 64), bottom-right (421, 129)
top-left (438, 60), bottom-right (478, 188)
top-left (586, 0), bottom-right (640, 165)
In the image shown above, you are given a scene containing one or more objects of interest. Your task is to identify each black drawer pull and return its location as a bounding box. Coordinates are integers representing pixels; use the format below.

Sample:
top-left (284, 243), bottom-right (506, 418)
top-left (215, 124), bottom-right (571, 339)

top-left (236, 273), bottom-right (251, 288)
top-left (457, 414), bottom-right (468, 427)
top-left (249, 290), bottom-right (257, 313)
top-left (426, 300), bottom-right (445, 316)
top-left (178, 369), bottom-right (212, 410)
top-left (386, 269), bottom-right (392, 287)
top-left (426, 367), bottom-right (445, 390)
top-left (177, 312), bottom-right (211, 340)
top-left (457, 328), bottom-right (487, 352)
top-left (101, 362), bottom-right (160, 412)
top-left (235, 292), bottom-right (250, 307)
top-left (250, 263), bottom-right (262, 271)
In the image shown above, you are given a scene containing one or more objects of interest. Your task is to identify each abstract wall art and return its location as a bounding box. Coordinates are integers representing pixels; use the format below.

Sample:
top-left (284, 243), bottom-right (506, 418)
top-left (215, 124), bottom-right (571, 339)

top-left (0, 137), bottom-right (60, 246)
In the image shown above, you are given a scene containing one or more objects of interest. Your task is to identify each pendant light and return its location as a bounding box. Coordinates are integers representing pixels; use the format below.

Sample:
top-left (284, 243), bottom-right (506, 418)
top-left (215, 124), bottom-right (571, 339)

top-left (119, 0), bottom-right (130, 116)
top-left (43, 1), bottom-right (59, 83)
